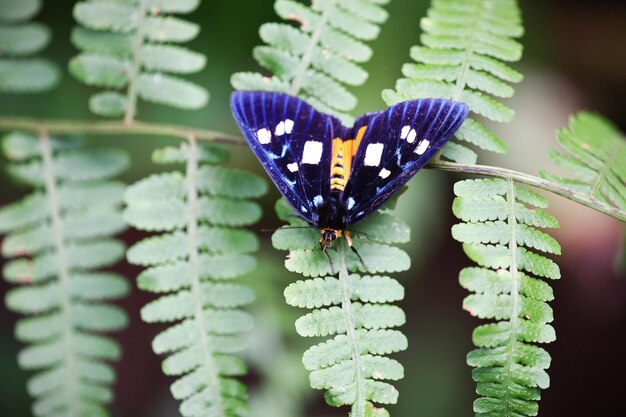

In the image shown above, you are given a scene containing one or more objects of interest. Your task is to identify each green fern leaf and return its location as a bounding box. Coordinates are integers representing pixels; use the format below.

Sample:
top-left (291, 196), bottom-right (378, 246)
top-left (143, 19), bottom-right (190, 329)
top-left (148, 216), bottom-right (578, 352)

top-left (284, 243), bottom-right (410, 276)
top-left (0, 131), bottom-right (129, 417)
top-left (0, 22), bottom-right (50, 55)
top-left (383, 0), bottom-right (524, 161)
top-left (541, 112), bottom-right (626, 211)
top-left (452, 178), bottom-right (560, 417)
top-left (71, 0), bottom-right (207, 118)
top-left (273, 196), bottom-right (409, 416)
top-left (126, 140), bottom-right (266, 417)
top-left (0, 0), bottom-right (59, 92)
top-left (232, 0), bottom-right (390, 124)
top-left (285, 275), bottom-right (403, 308)
top-left (152, 142), bottom-right (230, 165)
top-left (127, 227), bottom-right (259, 266)
top-left (7, 147), bottom-right (129, 186)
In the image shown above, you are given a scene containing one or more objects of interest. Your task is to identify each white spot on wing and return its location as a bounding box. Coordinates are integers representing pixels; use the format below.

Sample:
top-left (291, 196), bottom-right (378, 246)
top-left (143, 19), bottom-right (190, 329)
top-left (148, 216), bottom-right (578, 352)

top-left (364, 143), bottom-right (384, 166)
top-left (313, 195), bottom-right (323, 206)
top-left (287, 162), bottom-right (298, 172)
top-left (301, 141), bottom-right (323, 164)
top-left (301, 206), bottom-right (308, 213)
top-left (415, 139), bottom-right (430, 155)
top-left (257, 128), bottom-right (271, 144)
top-left (379, 168), bottom-right (391, 179)
top-left (284, 119), bottom-right (294, 134)
top-left (400, 125), bottom-right (410, 140)
top-left (347, 197), bottom-right (355, 210)
top-left (275, 121), bottom-right (285, 136)
top-left (406, 129), bottom-right (417, 144)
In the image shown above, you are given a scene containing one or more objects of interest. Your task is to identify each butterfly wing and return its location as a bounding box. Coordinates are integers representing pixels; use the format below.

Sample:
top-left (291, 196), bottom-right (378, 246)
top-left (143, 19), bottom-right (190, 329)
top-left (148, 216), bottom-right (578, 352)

top-left (341, 99), bottom-right (469, 225)
top-left (231, 91), bottom-right (341, 224)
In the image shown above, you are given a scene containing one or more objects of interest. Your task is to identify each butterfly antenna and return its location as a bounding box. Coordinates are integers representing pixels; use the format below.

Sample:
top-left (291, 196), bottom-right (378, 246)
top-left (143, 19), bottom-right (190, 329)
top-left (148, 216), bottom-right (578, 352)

top-left (349, 229), bottom-right (383, 244)
top-left (260, 225), bottom-right (316, 233)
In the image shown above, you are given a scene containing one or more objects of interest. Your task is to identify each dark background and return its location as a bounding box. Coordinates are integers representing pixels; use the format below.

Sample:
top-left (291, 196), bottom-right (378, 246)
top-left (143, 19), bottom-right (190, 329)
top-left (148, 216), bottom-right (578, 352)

top-left (1, 1), bottom-right (625, 416)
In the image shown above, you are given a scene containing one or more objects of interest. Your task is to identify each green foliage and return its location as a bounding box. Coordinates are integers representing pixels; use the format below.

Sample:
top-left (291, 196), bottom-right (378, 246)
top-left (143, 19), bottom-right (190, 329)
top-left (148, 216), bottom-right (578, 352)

top-left (0, 131), bottom-right (129, 417)
top-left (231, 0), bottom-right (390, 125)
top-left (0, 0), bottom-right (60, 92)
top-left (275, 198), bottom-right (409, 416)
top-left (452, 178), bottom-right (560, 417)
top-left (125, 140), bottom-right (267, 417)
top-left (70, 0), bottom-right (207, 118)
top-left (541, 112), bottom-right (626, 210)
top-left (383, 0), bottom-right (524, 163)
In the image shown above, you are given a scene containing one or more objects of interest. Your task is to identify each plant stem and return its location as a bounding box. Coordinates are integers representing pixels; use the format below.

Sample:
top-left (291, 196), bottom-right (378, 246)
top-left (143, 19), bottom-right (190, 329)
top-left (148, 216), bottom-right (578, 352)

top-left (123, 0), bottom-right (147, 124)
top-left (338, 241), bottom-right (366, 417)
top-left (185, 135), bottom-right (225, 417)
top-left (289, 0), bottom-right (334, 96)
top-left (590, 140), bottom-right (622, 199)
top-left (503, 178), bottom-right (521, 415)
top-left (0, 116), bottom-right (623, 222)
top-left (40, 129), bottom-right (78, 416)
top-left (451, 0), bottom-right (484, 101)
top-left (0, 116), bottom-right (245, 145)
top-left (428, 160), bottom-right (626, 222)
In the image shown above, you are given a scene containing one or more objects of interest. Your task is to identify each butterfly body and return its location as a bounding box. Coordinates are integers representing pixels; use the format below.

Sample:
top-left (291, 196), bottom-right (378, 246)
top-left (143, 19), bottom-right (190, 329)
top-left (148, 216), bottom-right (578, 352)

top-left (231, 91), bottom-right (469, 251)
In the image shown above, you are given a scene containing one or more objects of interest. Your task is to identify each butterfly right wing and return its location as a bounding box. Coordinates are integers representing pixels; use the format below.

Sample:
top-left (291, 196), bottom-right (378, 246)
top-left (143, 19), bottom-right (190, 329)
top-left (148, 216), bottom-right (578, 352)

top-left (342, 99), bottom-right (469, 224)
top-left (230, 91), bottom-right (337, 224)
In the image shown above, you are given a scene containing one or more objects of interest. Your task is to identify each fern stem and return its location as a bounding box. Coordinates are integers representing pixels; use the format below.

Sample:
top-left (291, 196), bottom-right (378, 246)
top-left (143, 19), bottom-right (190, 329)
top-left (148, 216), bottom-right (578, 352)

top-left (288, 0), bottom-right (334, 96)
top-left (451, 0), bottom-right (484, 101)
top-left (338, 241), bottom-right (366, 417)
top-left (590, 140), bottom-right (623, 199)
top-left (504, 178), bottom-right (521, 415)
top-left (123, 0), bottom-right (147, 125)
top-left (0, 117), bottom-right (245, 145)
top-left (429, 161), bottom-right (626, 222)
top-left (185, 135), bottom-right (225, 417)
top-left (39, 129), bottom-right (79, 416)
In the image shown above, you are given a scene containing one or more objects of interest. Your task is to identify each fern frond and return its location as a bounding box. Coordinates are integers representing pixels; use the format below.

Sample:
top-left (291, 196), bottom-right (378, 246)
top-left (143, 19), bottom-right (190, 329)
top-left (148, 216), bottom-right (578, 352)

top-left (231, 0), bottom-right (390, 124)
top-left (274, 198), bottom-right (408, 417)
top-left (125, 140), bottom-right (267, 417)
top-left (0, 131), bottom-right (129, 417)
top-left (383, 0), bottom-right (524, 162)
top-left (541, 112), bottom-right (626, 211)
top-left (0, 0), bottom-right (60, 92)
top-left (452, 178), bottom-right (560, 417)
top-left (70, 0), bottom-right (207, 119)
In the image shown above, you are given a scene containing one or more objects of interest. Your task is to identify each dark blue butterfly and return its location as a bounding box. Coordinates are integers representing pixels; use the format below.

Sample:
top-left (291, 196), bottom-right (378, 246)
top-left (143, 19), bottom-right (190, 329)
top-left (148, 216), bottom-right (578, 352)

top-left (231, 91), bottom-right (468, 252)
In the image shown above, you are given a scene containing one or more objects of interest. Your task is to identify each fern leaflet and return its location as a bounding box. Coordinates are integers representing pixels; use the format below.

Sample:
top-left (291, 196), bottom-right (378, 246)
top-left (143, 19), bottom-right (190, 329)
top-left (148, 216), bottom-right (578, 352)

top-left (125, 140), bottom-right (267, 417)
top-left (275, 199), bottom-right (409, 417)
top-left (383, 0), bottom-right (524, 163)
top-left (542, 112), bottom-right (626, 211)
top-left (231, 0), bottom-right (390, 125)
top-left (0, 0), bottom-right (60, 92)
top-left (452, 178), bottom-right (560, 417)
top-left (70, 0), bottom-right (207, 120)
top-left (0, 131), bottom-right (130, 417)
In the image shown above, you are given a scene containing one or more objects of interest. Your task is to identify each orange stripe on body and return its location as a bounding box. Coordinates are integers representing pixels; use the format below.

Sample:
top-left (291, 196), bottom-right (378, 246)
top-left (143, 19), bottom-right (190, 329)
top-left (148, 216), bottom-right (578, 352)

top-left (329, 126), bottom-right (367, 191)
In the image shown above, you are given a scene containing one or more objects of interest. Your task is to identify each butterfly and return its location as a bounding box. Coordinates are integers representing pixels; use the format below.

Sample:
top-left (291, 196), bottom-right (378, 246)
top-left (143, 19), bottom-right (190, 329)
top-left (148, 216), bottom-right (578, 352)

top-left (231, 91), bottom-right (468, 256)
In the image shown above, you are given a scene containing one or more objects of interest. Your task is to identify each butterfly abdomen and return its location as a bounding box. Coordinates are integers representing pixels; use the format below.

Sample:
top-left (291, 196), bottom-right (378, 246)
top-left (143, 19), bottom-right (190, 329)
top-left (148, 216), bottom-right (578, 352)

top-left (330, 147), bottom-right (346, 192)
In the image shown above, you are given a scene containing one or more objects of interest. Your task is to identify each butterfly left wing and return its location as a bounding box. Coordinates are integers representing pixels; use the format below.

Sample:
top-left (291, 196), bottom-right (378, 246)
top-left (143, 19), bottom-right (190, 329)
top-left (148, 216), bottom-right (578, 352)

top-left (341, 99), bottom-right (469, 225)
top-left (231, 91), bottom-right (341, 224)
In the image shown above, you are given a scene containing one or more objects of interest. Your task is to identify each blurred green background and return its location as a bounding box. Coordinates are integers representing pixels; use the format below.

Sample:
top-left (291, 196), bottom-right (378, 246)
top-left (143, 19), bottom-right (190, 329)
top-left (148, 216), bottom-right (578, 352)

top-left (1, 0), bottom-right (625, 416)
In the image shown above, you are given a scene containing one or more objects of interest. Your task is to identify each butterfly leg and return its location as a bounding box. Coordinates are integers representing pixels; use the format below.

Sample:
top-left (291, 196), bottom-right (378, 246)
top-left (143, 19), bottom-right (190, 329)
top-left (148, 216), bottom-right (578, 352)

top-left (323, 248), bottom-right (336, 275)
top-left (345, 231), bottom-right (366, 270)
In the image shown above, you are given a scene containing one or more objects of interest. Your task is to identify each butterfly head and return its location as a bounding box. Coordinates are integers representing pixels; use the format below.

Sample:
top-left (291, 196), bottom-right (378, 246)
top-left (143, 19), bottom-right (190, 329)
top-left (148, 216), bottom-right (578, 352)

top-left (319, 228), bottom-right (342, 252)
